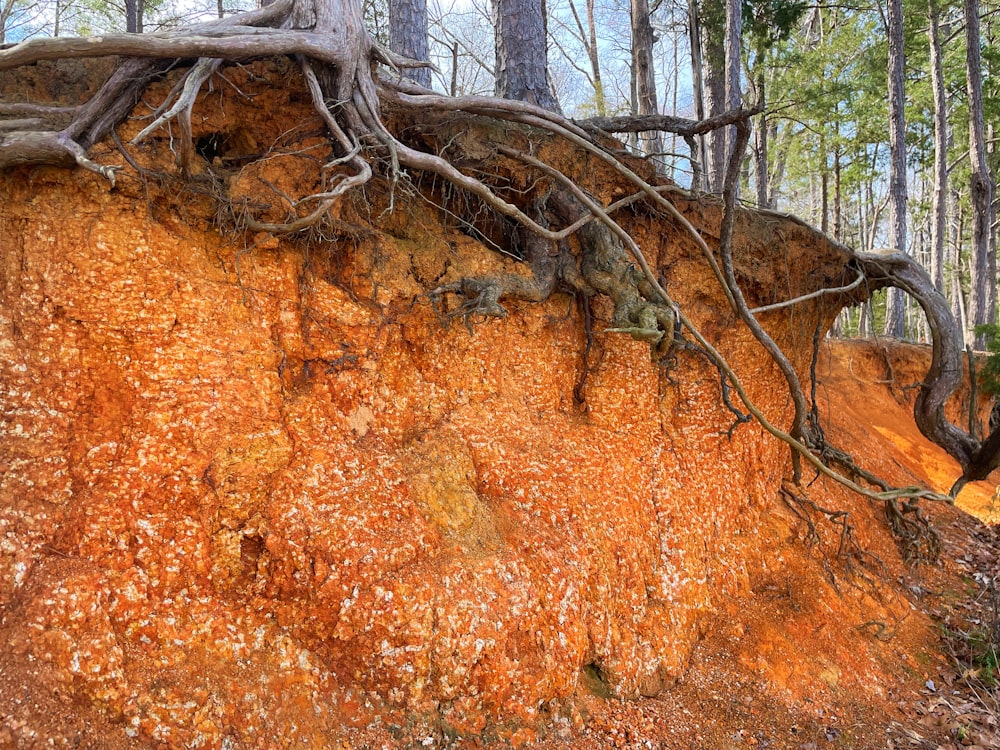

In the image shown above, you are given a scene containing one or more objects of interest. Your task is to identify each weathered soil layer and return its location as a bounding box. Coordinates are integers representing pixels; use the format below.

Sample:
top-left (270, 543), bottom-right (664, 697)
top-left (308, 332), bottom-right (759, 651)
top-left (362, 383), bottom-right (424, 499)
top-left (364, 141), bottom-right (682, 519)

top-left (1, 59), bottom-right (998, 748)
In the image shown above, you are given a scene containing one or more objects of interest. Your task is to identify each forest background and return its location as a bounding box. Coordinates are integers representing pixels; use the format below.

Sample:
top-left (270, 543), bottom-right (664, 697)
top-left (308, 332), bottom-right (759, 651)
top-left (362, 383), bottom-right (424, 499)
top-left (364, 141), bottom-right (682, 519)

top-left (2, 0), bottom-right (997, 349)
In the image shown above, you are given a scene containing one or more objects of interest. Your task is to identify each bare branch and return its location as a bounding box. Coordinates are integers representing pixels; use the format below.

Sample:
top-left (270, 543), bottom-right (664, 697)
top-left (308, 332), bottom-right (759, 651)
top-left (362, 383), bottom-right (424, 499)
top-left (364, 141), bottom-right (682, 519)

top-left (749, 274), bottom-right (865, 315)
top-left (0, 29), bottom-right (341, 70)
top-left (582, 106), bottom-right (763, 137)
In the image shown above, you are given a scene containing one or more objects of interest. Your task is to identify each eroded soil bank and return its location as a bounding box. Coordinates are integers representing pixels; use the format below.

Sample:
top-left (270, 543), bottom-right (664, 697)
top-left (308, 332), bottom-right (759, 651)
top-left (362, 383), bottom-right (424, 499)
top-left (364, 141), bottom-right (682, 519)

top-left (1, 60), bottom-right (999, 748)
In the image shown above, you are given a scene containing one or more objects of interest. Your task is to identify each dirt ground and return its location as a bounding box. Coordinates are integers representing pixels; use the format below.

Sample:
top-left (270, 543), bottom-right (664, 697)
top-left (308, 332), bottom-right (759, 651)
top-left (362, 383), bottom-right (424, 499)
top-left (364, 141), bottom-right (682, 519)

top-left (520, 338), bottom-right (1000, 750)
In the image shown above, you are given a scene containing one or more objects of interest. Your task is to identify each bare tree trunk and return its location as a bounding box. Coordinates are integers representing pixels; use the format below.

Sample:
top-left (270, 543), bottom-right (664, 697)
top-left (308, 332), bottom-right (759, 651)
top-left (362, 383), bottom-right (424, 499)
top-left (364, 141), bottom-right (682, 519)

top-left (629, 63), bottom-right (639, 152)
top-left (883, 0), bottom-right (908, 338)
top-left (700, 0), bottom-right (726, 192)
top-left (450, 41), bottom-right (458, 96)
top-left (125, 0), bottom-right (141, 33)
top-left (723, 0), bottom-right (741, 182)
top-left (753, 66), bottom-right (769, 208)
top-left (561, 0), bottom-right (606, 114)
top-left (670, 13), bottom-right (680, 178)
top-left (581, 0), bottom-right (606, 115)
top-left (390, 0), bottom-right (431, 87)
top-left (858, 184), bottom-right (867, 252)
top-left (965, 0), bottom-right (997, 345)
top-left (687, 0), bottom-right (707, 190)
top-left (928, 0), bottom-right (947, 292)
top-left (821, 162), bottom-right (829, 234)
top-left (631, 0), bottom-right (663, 160)
top-left (586, 0), bottom-right (606, 115)
top-left (833, 143), bottom-right (841, 240)
top-left (492, 0), bottom-right (561, 112)
top-left (951, 190), bottom-right (969, 339)
top-left (767, 123), bottom-right (789, 204)
top-left (754, 110), bottom-right (767, 207)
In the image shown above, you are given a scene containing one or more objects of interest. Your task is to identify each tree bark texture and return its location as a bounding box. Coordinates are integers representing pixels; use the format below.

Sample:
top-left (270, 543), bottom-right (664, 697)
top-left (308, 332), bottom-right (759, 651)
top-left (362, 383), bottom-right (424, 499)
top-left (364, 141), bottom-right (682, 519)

top-left (965, 0), bottom-right (997, 343)
top-left (754, 70), bottom-right (769, 208)
top-left (856, 248), bottom-right (978, 468)
top-left (928, 0), bottom-right (947, 292)
top-left (492, 0), bottom-right (561, 113)
top-left (583, 108), bottom-right (759, 137)
top-left (687, 0), bottom-right (707, 191)
top-left (630, 0), bottom-right (662, 159)
top-left (585, 0), bottom-right (606, 115)
top-left (833, 145), bottom-right (841, 240)
top-left (389, 0), bottom-right (431, 87)
top-left (883, 0), bottom-right (908, 338)
top-left (700, 0), bottom-right (726, 193)
top-left (723, 0), bottom-right (741, 183)
top-left (125, 0), bottom-right (143, 33)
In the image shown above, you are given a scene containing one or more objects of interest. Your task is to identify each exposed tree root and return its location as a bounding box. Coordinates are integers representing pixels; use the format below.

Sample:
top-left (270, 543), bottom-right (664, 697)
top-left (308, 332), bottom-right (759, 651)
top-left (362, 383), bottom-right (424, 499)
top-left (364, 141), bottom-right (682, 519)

top-left (715, 121), bottom-right (813, 480)
top-left (884, 497), bottom-right (942, 562)
top-left (432, 220), bottom-right (561, 325)
top-left (432, 190), bottom-right (677, 357)
top-left (779, 485), bottom-right (888, 593)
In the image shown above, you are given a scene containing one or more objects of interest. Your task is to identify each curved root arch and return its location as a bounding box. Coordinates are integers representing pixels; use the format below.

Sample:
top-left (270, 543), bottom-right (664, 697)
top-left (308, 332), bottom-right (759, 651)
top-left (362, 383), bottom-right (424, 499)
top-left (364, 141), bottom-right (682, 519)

top-left (0, 0), bottom-right (987, 512)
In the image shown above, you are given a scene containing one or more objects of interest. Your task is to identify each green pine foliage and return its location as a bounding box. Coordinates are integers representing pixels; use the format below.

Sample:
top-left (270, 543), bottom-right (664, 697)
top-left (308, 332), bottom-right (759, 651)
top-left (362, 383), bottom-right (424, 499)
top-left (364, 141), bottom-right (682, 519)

top-left (975, 325), bottom-right (1000, 397)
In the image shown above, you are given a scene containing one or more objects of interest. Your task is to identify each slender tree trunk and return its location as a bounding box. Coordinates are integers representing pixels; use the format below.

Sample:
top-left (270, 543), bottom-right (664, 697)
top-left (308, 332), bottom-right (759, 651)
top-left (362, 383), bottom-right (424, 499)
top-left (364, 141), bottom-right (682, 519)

top-left (700, 0), bottom-right (726, 192)
top-left (687, 0), bottom-right (708, 190)
top-left (125, 0), bottom-right (140, 32)
top-left (821, 161), bottom-right (829, 234)
top-left (390, 0), bottom-right (431, 87)
top-left (833, 143), bottom-right (842, 240)
top-left (754, 108), bottom-right (767, 207)
top-left (883, 0), bottom-right (908, 338)
top-left (564, 0), bottom-right (606, 114)
top-left (965, 0), bottom-right (997, 345)
top-left (928, 0), bottom-right (948, 292)
top-left (951, 190), bottom-right (969, 340)
top-left (671, 15), bottom-right (680, 179)
top-left (631, 0), bottom-right (663, 160)
top-left (866, 172), bottom-right (874, 252)
top-left (723, 0), bottom-right (741, 181)
top-left (628, 65), bottom-right (639, 152)
top-left (492, 0), bottom-right (561, 112)
top-left (768, 123), bottom-right (788, 203)
top-left (753, 67), bottom-right (769, 207)
top-left (585, 0), bottom-right (606, 115)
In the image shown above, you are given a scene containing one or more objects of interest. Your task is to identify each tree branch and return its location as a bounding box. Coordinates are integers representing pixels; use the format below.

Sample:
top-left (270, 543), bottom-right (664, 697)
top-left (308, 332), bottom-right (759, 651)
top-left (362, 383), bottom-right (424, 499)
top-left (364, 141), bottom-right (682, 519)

top-left (581, 106), bottom-right (763, 137)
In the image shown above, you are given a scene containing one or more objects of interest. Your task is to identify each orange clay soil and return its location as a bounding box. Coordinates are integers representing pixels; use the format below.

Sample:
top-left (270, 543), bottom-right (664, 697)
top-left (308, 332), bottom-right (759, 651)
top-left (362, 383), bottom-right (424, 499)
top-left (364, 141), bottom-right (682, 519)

top-left (1, 59), bottom-right (999, 749)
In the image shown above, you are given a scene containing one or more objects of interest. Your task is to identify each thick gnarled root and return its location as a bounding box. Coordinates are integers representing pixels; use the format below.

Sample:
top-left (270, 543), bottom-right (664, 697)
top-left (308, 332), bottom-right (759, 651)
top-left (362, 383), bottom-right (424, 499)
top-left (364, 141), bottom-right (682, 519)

top-left (576, 219), bottom-right (675, 358)
top-left (432, 226), bottom-right (559, 326)
top-left (436, 194), bottom-right (675, 359)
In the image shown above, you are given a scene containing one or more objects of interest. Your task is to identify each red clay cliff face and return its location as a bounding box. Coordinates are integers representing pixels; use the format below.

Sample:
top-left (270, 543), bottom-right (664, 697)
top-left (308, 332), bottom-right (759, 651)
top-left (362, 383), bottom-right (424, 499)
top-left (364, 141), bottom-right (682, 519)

top-left (0, 61), bottom-right (991, 748)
